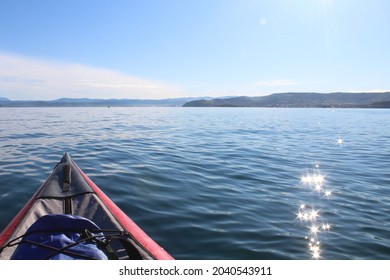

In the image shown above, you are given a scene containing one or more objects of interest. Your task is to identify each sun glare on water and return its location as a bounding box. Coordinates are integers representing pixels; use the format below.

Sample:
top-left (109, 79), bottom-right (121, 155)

top-left (297, 167), bottom-right (334, 259)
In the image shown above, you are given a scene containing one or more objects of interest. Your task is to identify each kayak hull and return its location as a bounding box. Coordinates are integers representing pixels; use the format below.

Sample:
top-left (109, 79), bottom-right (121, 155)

top-left (0, 153), bottom-right (173, 260)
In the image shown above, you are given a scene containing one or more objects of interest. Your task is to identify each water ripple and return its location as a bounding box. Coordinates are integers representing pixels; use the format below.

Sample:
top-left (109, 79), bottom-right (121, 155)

top-left (0, 107), bottom-right (389, 259)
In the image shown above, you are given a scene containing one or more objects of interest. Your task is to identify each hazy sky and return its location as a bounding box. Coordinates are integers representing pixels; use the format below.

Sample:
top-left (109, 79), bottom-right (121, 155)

top-left (1, 0), bottom-right (389, 100)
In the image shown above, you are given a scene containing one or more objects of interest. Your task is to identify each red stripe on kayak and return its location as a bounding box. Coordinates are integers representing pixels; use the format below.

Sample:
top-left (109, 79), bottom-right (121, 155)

top-left (74, 162), bottom-right (174, 260)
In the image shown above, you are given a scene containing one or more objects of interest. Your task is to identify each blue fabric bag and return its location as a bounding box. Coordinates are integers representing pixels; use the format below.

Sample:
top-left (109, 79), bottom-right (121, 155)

top-left (11, 214), bottom-right (108, 260)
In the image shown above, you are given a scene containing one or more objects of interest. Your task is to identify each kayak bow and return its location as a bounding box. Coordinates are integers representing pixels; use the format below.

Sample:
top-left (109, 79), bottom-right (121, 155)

top-left (0, 153), bottom-right (173, 260)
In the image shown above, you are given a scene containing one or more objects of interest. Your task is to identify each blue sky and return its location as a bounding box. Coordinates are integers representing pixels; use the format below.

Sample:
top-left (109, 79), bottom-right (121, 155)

top-left (0, 0), bottom-right (389, 100)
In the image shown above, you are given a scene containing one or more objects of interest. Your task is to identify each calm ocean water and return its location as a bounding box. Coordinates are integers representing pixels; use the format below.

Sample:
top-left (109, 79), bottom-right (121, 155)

top-left (0, 107), bottom-right (389, 259)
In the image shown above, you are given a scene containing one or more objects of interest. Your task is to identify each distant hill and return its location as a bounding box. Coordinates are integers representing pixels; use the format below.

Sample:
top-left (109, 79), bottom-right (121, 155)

top-left (183, 92), bottom-right (390, 108)
top-left (0, 97), bottom-right (211, 107)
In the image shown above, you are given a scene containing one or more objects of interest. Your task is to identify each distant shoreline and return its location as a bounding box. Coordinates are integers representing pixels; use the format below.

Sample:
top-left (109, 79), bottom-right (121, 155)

top-left (1, 92), bottom-right (390, 108)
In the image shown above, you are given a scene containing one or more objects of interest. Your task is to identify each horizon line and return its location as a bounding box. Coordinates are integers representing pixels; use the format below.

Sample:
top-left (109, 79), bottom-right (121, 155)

top-left (2, 90), bottom-right (390, 102)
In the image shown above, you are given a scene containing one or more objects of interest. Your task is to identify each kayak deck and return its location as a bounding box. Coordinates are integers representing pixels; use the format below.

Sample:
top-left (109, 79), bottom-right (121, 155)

top-left (0, 153), bottom-right (173, 260)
